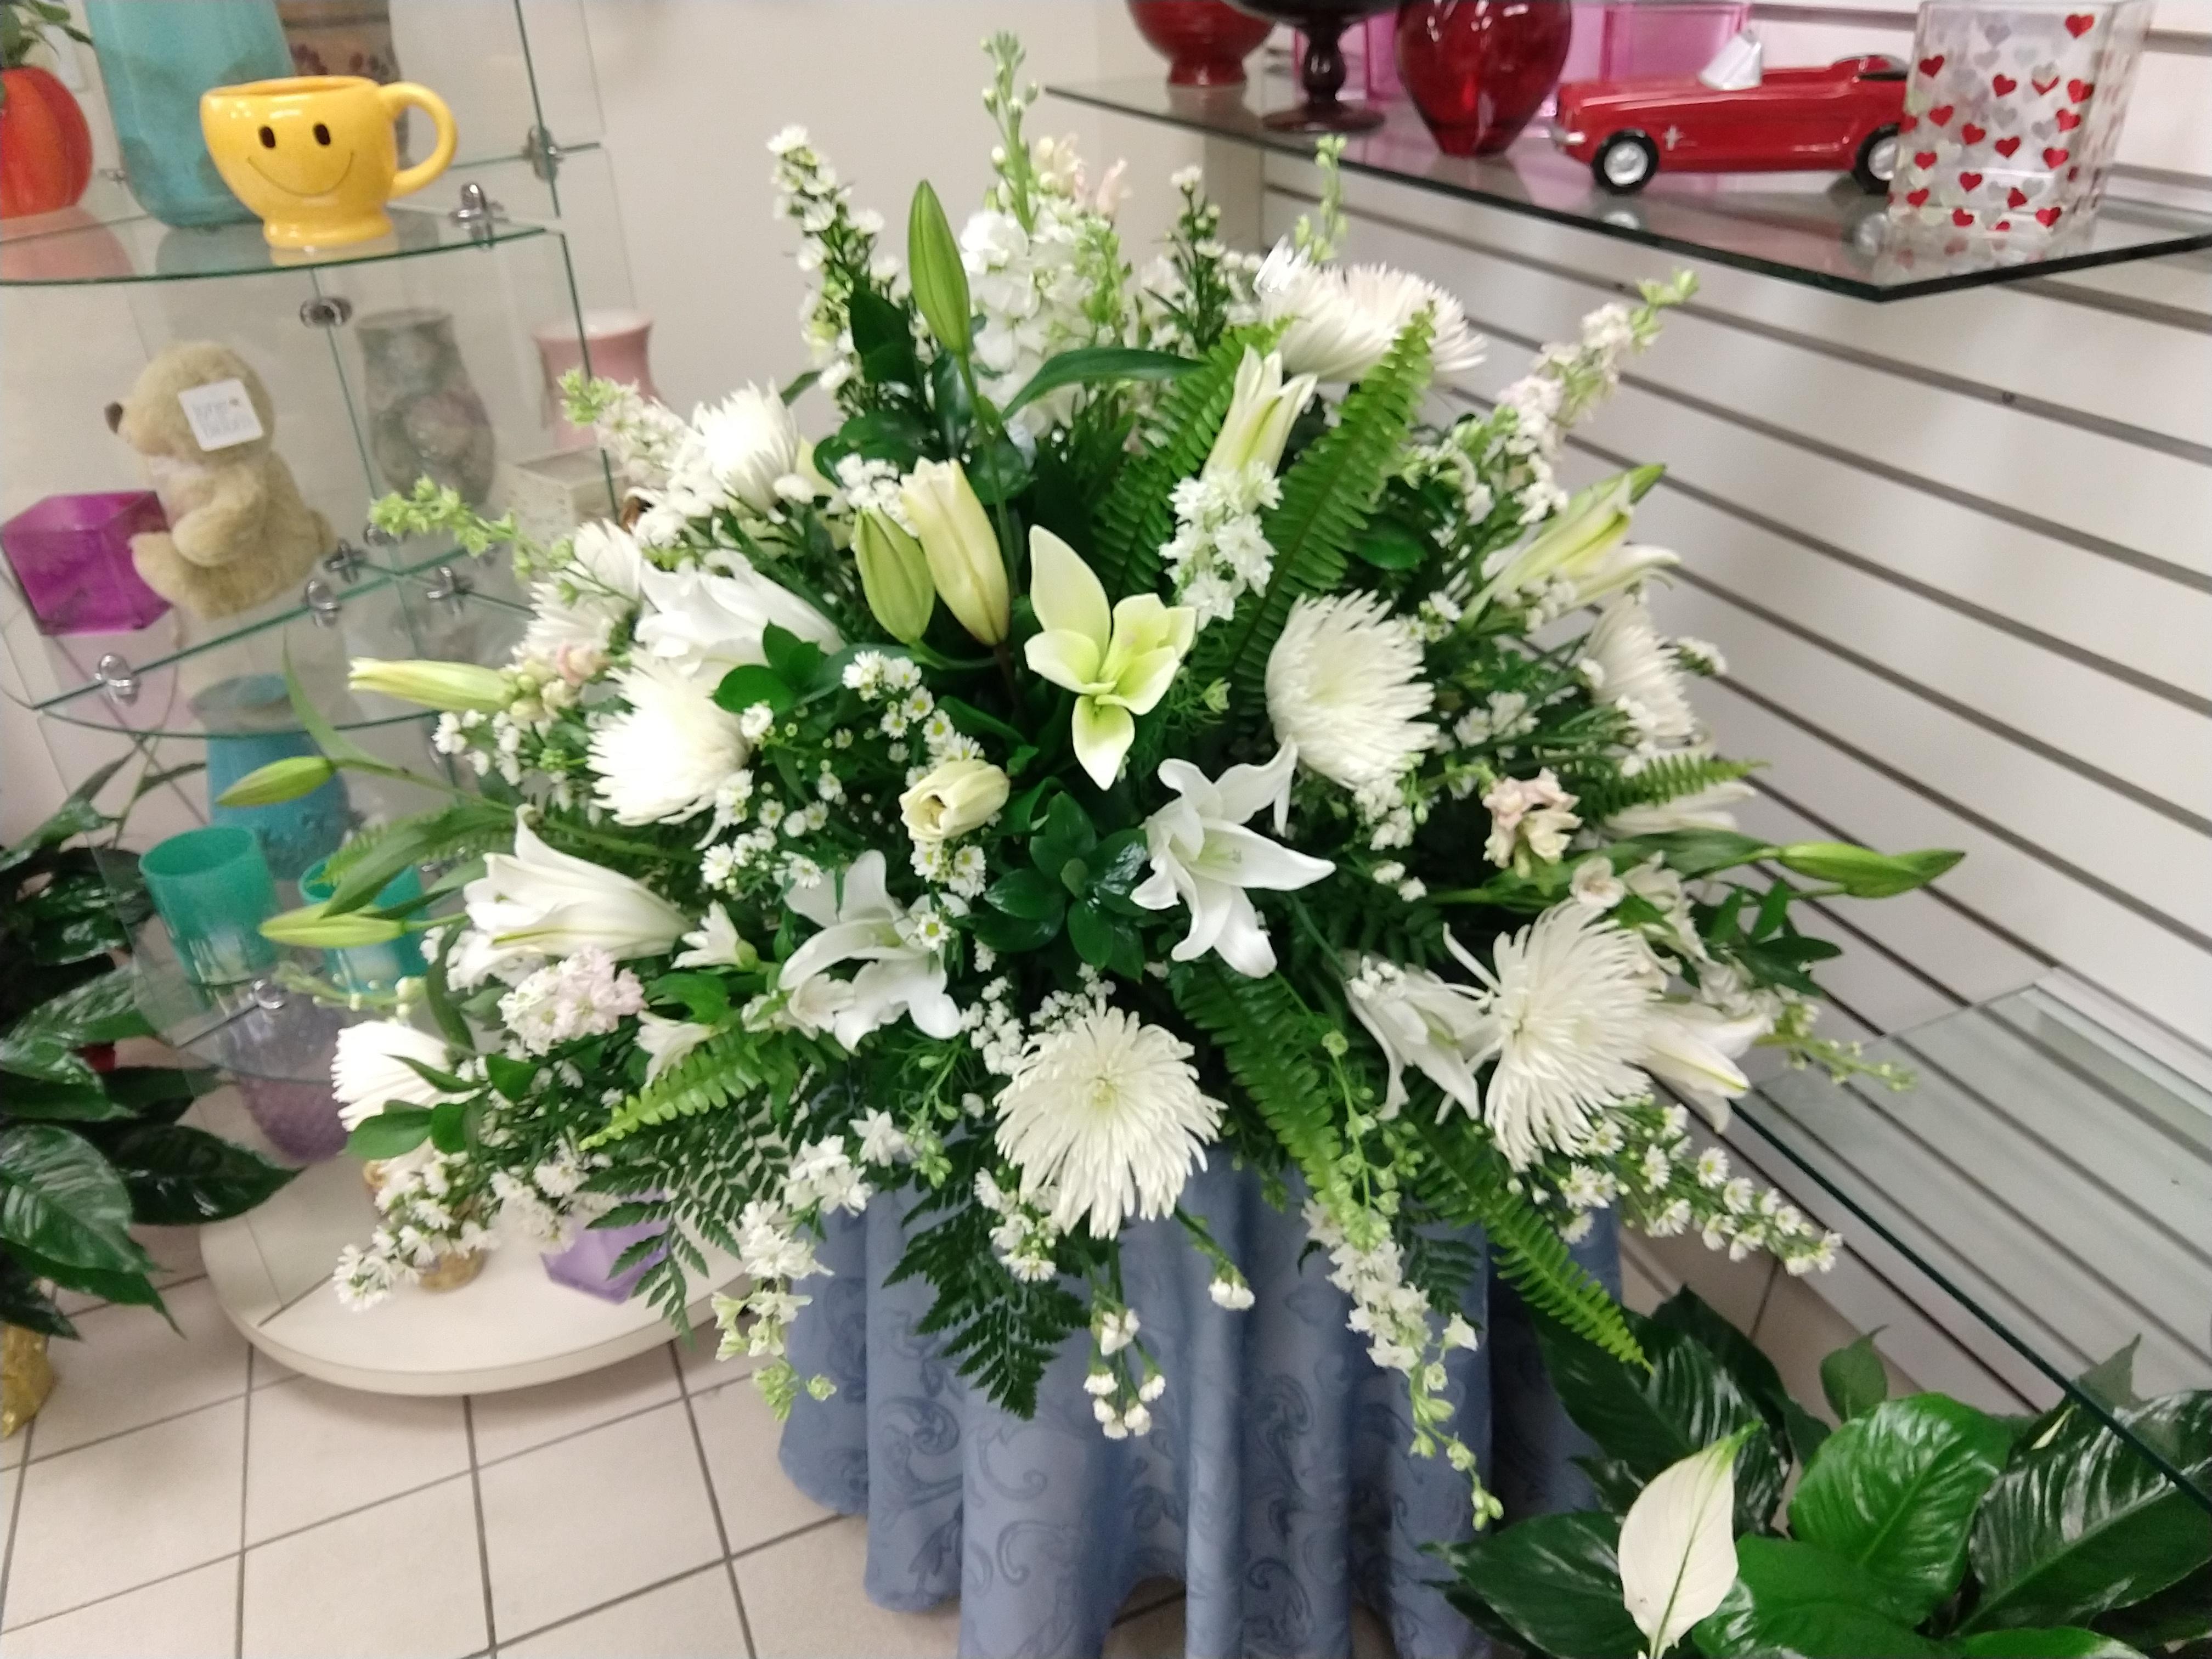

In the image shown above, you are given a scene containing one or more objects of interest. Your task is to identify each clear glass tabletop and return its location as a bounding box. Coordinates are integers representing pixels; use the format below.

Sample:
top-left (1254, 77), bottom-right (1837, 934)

top-left (1046, 77), bottom-right (2212, 302)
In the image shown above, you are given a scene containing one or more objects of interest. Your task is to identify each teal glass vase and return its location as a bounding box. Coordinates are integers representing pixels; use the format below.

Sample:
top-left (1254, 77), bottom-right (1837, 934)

top-left (83, 0), bottom-right (291, 228)
top-left (298, 857), bottom-right (427, 995)
top-left (194, 674), bottom-right (351, 882)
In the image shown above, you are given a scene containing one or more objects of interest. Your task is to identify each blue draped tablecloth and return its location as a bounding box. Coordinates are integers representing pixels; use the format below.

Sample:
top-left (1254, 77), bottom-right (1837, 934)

top-left (779, 1159), bottom-right (1618, 1659)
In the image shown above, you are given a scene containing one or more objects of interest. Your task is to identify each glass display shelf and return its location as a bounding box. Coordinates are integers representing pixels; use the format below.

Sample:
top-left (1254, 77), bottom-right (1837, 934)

top-left (1735, 978), bottom-right (2212, 1512)
top-left (1047, 77), bottom-right (2212, 302)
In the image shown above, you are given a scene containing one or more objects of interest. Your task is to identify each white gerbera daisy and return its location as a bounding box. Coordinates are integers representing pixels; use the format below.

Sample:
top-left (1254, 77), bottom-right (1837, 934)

top-left (1583, 596), bottom-right (1698, 750)
top-left (1266, 592), bottom-right (1438, 791)
top-left (994, 1008), bottom-right (1224, 1238)
top-left (589, 660), bottom-right (752, 826)
top-left (1452, 905), bottom-right (1663, 1168)
top-left (1255, 244), bottom-right (1486, 383)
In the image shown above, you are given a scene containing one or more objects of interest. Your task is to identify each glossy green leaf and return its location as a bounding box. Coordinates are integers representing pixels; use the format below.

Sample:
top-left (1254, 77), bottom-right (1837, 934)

top-left (966, 435), bottom-right (1032, 505)
top-left (985, 868), bottom-right (1065, 922)
top-left (430, 1099), bottom-right (469, 1154)
top-left (347, 1108), bottom-right (435, 1160)
top-left (1822, 1331), bottom-right (1891, 1421)
top-left (1955, 1629), bottom-right (2146, 1657)
top-left (760, 623), bottom-right (825, 690)
top-left (1965, 1393), bottom-right (2212, 1633)
top-left (1000, 346), bottom-right (1197, 420)
top-left (0, 1124), bottom-right (145, 1274)
top-left (2092, 1561), bottom-right (2212, 1650)
top-left (1695, 1537), bottom-right (1940, 1657)
top-left (8, 969), bottom-right (153, 1047)
top-left (1651, 1286), bottom-right (1793, 1440)
top-left (1065, 900), bottom-right (1114, 968)
top-left (1614, 830), bottom-right (1779, 880)
top-left (1788, 1393), bottom-right (2013, 1623)
top-left (1350, 518), bottom-right (1429, 570)
top-left (0, 1253), bottom-right (75, 1339)
top-left (1, 1076), bottom-right (132, 1121)
top-left (1440, 1512), bottom-right (1644, 1659)
top-left (483, 1053), bottom-right (537, 1103)
top-left (10, 1240), bottom-right (163, 1312)
top-left (712, 664), bottom-right (795, 717)
top-left (98, 1126), bottom-right (294, 1225)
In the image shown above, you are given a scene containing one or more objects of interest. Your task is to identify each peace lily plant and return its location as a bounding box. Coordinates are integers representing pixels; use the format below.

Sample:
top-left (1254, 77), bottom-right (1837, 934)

top-left (227, 37), bottom-right (1962, 1527)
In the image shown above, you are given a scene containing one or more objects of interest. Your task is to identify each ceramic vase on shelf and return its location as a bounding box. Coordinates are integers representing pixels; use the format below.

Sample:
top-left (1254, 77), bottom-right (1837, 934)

top-left (0, 63), bottom-right (94, 219)
top-left (275, 1), bottom-right (411, 159)
top-left (356, 307), bottom-right (498, 505)
top-left (82, 0), bottom-right (292, 228)
top-left (532, 309), bottom-right (659, 452)
top-left (1232, 0), bottom-right (1401, 130)
top-left (1397, 0), bottom-right (1576, 156)
top-left (1886, 0), bottom-right (2148, 242)
top-left (1127, 0), bottom-right (1276, 87)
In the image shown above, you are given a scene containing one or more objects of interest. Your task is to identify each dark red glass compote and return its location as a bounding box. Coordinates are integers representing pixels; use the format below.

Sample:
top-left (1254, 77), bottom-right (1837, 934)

top-left (1396, 0), bottom-right (1575, 156)
top-left (1228, 0), bottom-right (1400, 131)
top-left (1127, 0), bottom-right (1276, 87)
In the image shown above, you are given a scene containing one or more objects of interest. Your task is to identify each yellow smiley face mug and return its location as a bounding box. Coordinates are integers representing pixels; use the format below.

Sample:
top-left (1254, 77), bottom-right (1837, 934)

top-left (201, 76), bottom-right (458, 250)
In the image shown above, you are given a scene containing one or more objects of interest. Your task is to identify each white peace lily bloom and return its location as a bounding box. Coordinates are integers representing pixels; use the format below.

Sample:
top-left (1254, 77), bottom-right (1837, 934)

top-left (1205, 348), bottom-right (1316, 479)
top-left (331, 1022), bottom-right (463, 1130)
top-left (777, 851), bottom-right (961, 1048)
top-left (637, 1012), bottom-right (714, 1084)
top-left (1254, 242), bottom-right (1485, 383)
top-left (1265, 592), bottom-right (1437, 791)
top-left (673, 902), bottom-right (755, 970)
top-left (1584, 596), bottom-right (1699, 749)
top-left (1131, 744), bottom-right (1334, 978)
top-left (1618, 1433), bottom-right (1747, 1658)
top-left (465, 819), bottom-right (690, 965)
top-left (1452, 904), bottom-right (1664, 1168)
top-left (668, 383), bottom-right (804, 516)
top-left (1606, 779), bottom-right (1756, 837)
top-left (1023, 529), bottom-right (1195, 788)
top-left (634, 558), bottom-right (843, 681)
top-left (1640, 1002), bottom-right (1767, 1132)
top-left (588, 660), bottom-right (752, 826)
top-left (994, 1008), bottom-right (1223, 1238)
top-left (524, 520), bottom-right (646, 659)
top-left (1345, 956), bottom-right (1493, 1119)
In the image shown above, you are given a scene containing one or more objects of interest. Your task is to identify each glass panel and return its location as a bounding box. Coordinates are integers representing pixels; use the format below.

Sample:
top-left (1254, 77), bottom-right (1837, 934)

top-left (1045, 78), bottom-right (2212, 301)
top-left (1735, 979), bottom-right (2212, 1511)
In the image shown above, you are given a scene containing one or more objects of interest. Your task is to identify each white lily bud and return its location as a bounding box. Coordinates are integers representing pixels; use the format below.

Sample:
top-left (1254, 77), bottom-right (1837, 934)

top-left (351, 658), bottom-right (510, 713)
top-left (900, 459), bottom-right (1008, 645)
top-left (1204, 348), bottom-right (1316, 481)
top-left (853, 510), bottom-right (936, 644)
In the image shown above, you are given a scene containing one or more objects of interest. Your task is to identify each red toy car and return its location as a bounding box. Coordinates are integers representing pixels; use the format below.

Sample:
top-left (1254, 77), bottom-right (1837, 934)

top-left (1554, 54), bottom-right (1908, 195)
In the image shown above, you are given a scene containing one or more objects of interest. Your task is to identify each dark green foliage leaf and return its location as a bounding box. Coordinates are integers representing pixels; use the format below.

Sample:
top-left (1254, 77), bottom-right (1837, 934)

top-left (483, 1053), bottom-right (537, 1102)
top-left (10, 1240), bottom-right (164, 1312)
top-left (1000, 346), bottom-right (1197, 419)
top-left (847, 285), bottom-right (920, 389)
top-left (321, 800), bottom-right (511, 917)
top-left (1955, 1630), bottom-right (2147, 1657)
top-left (1437, 1513), bottom-right (1644, 1659)
top-left (760, 623), bottom-right (825, 690)
top-left (80, 1068), bottom-right (212, 1118)
top-left (1651, 1286), bottom-right (1794, 1440)
top-left (647, 973), bottom-right (732, 1025)
top-left (348, 1108), bottom-right (435, 1160)
top-left (1573, 1453), bottom-right (1647, 1514)
top-left (430, 1099), bottom-right (469, 1154)
top-left (713, 664), bottom-right (795, 717)
top-left (968, 907), bottom-right (1059, 953)
top-left (2074, 1340), bottom-right (2145, 1414)
top-left (1065, 900), bottom-right (1114, 968)
top-left (1612, 829), bottom-right (1779, 880)
top-left (1788, 1393), bottom-right (2013, 1623)
top-left (0, 1253), bottom-right (75, 1338)
top-left (97, 1126), bottom-right (292, 1224)
top-left (817, 407), bottom-right (933, 475)
top-left (1965, 1393), bottom-right (2212, 1633)
top-left (2092, 1561), bottom-right (2212, 1650)
top-left (1349, 517), bottom-right (1430, 571)
top-left (8, 970), bottom-right (153, 1048)
top-left (1785, 1396), bottom-right (1836, 1465)
top-left (1823, 1331), bottom-right (1891, 1421)
top-left (1696, 1537), bottom-right (1943, 1656)
top-left (1, 1075), bottom-right (130, 1121)
top-left (0, 1123), bottom-right (144, 1273)
top-left (986, 868), bottom-right (1065, 922)
top-left (967, 435), bottom-right (1031, 505)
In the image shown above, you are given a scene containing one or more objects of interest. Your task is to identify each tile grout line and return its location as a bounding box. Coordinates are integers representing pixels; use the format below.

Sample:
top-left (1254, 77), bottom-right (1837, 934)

top-left (668, 1342), bottom-right (759, 1659)
top-left (727, 1509), bottom-right (845, 1564)
top-left (462, 1396), bottom-right (499, 1658)
top-left (235, 1349), bottom-right (253, 1659)
top-left (3, 1549), bottom-right (245, 1638)
top-left (21, 1378), bottom-right (259, 1468)
top-left (0, 1409), bottom-right (34, 1621)
top-left (494, 1560), bottom-right (733, 1652)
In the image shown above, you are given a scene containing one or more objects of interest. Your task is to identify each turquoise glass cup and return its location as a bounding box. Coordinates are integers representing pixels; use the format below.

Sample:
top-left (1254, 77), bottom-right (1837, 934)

top-left (298, 859), bottom-right (428, 995)
top-left (142, 825), bottom-right (279, 986)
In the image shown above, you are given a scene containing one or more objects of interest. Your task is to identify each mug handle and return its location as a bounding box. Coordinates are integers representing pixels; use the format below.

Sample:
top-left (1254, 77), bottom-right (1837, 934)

top-left (379, 82), bottom-right (458, 199)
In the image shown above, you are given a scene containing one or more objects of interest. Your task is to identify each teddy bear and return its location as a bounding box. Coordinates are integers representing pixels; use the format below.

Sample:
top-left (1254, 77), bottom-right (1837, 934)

top-left (104, 342), bottom-right (334, 620)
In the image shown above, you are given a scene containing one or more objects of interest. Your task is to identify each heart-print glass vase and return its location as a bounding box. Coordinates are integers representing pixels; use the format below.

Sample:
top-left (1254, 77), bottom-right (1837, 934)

top-left (1886, 0), bottom-right (2150, 240)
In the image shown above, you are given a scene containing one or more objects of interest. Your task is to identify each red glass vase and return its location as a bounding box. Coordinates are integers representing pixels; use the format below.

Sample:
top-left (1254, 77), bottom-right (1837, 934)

top-left (1397, 0), bottom-right (1576, 156)
top-left (1127, 0), bottom-right (1274, 87)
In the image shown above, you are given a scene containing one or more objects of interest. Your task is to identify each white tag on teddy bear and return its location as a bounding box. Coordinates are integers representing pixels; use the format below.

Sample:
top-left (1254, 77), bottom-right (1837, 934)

top-left (177, 379), bottom-right (264, 452)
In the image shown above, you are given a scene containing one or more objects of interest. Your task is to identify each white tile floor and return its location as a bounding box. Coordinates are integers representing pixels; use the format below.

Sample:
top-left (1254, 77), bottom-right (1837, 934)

top-left (0, 1234), bottom-right (1212, 1658)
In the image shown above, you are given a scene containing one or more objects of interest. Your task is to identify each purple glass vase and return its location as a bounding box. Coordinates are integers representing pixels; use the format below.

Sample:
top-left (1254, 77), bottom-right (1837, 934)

top-left (542, 1216), bottom-right (667, 1302)
top-left (236, 1074), bottom-right (348, 1163)
top-left (0, 492), bottom-right (171, 634)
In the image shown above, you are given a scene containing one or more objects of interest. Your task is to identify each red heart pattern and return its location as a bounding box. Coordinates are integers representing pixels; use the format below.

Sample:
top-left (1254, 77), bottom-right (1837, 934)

top-left (1995, 218), bottom-right (2012, 230)
top-left (1994, 136), bottom-right (2021, 157)
top-left (2037, 205), bottom-right (2064, 225)
top-left (1906, 188), bottom-right (1931, 207)
top-left (2007, 186), bottom-right (2029, 207)
top-left (2064, 13), bottom-right (2093, 35)
top-left (1953, 207), bottom-right (1977, 227)
top-left (1918, 54), bottom-right (1945, 75)
top-left (2043, 145), bottom-right (2069, 167)
top-left (1928, 104), bottom-right (1954, 126)
top-left (1914, 149), bottom-right (1937, 168)
top-left (1900, 114), bottom-right (1919, 132)
top-left (1991, 73), bottom-right (2017, 95)
top-left (1959, 171), bottom-right (1983, 190)
top-left (1961, 122), bottom-right (1987, 144)
top-left (2055, 108), bottom-right (2081, 132)
top-left (2068, 78), bottom-right (2094, 102)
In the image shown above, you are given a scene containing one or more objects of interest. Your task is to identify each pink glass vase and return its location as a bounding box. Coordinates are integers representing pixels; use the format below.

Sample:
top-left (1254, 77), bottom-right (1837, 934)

top-left (533, 308), bottom-right (660, 452)
top-left (1, 492), bottom-right (171, 634)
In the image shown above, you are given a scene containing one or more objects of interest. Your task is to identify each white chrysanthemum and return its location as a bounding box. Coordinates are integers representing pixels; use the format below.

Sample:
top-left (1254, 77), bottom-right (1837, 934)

top-left (1266, 593), bottom-right (1437, 790)
top-left (1255, 243), bottom-right (1485, 383)
top-left (665, 384), bottom-right (803, 517)
top-left (1583, 596), bottom-right (1698, 749)
top-left (331, 1022), bottom-right (461, 1131)
top-left (994, 1008), bottom-right (1223, 1238)
top-left (523, 520), bottom-right (645, 661)
top-left (1454, 905), bottom-right (1663, 1169)
top-left (589, 661), bottom-right (751, 826)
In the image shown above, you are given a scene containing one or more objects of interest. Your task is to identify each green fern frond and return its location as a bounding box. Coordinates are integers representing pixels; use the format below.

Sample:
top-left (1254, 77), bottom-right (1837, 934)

top-left (1413, 1118), bottom-right (1647, 1368)
top-left (1201, 314), bottom-right (1435, 701)
top-left (890, 1190), bottom-right (1086, 1418)
top-left (1093, 324), bottom-right (1277, 595)
top-left (584, 1026), bottom-right (820, 1148)
top-left (1567, 753), bottom-right (1760, 826)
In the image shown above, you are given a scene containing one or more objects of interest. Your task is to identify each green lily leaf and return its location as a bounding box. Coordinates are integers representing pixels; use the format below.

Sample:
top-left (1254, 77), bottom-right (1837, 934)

top-left (1696, 1537), bottom-right (1942, 1656)
top-left (8, 969), bottom-right (154, 1048)
top-left (1438, 1512), bottom-right (1644, 1659)
top-left (347, 1108), bottom-right (435, 1161)
top-left (0, 1124), bottom-right (148, 1275)
top-left (97, 1125), bottom-right (294, 1225)
top-left (1955, 1630), bottom-right (2147, 1657)
top-left (1822, 1331), bottom-right (1891, 1422)
top-left (999, 346), bottom-right (1197, 420)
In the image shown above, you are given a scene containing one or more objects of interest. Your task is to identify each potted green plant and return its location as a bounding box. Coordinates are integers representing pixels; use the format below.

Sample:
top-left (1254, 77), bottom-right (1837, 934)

top-left (1, 760), bottom-right (293, 1437)
top-left (1440, 1288), bottom-right (2212, 1657)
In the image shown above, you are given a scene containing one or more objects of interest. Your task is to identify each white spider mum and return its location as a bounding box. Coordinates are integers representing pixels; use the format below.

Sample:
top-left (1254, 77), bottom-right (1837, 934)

top-left (994, 1008), bottom-right (1224, 1238)
top-left (1266, 592), bottom-right (1438, 791)
top-left (589, 660), bottom-right (752, 826)
top-left (1455, 904), bottom-right (1663, 1169)
top-left (1256, 244), bottom-right (1486, 383)
top-left (1583, 595), bottom-right (1698, 750)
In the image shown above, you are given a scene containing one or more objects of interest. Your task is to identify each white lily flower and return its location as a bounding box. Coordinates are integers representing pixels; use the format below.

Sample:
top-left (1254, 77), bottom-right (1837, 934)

top-left (465, 819), bottom-right (690, 967)
top-left (330, 1021), bottom-right (463, 1131)
top-left (1640, 1002), bottom-right (1766, 1132)
top-left (777, 851), bottom-right (961, 1048)
top-left (1344, 956), bottom-right (1494, 1118)
top-left (674, 902), bottom-right (757, 970)
top-left (634, 558), bottom-right (842, 682)
top-left (638, 1012), bottom-right (715, 1084)
top-left (1478, 470), bottom-right (1678, 615)
top-left (1131, 744), bottom-right (1334, 977)
top-left (1023, 529), bottom-right (1196, 788)
top-left (1605, 778), bottom-right (1756, 836)
top-left (1205, 348), bottom-right (1316, 480)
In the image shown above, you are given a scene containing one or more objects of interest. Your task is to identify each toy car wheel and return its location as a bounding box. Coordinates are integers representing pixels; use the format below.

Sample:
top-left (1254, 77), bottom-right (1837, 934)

top-left (1593, 132), bottom-right (1658, 194)
top-left (1853, 124), bottom-right (1900, 193)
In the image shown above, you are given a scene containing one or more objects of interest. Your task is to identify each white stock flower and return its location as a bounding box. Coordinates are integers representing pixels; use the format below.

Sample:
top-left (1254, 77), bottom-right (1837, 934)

top-left (1571, 856), bottom-right (1626, 910)
top-left (664, 384), bottom-right (803, 517)
top-left (1132, 744), bottom-right (1334, 978)
top-left (588, 661), bottom-right (752, 826)
top-left (1255, 243), bottom-right (1485, 383)
top-left (500, 949), bottom-right (647, 1054)
top-left (634, 559), bottom-right (842, 681)
top-left (1265, 592), bottom-right (1437, 791)
top-left (331, 1022), bottom-right (462, 1130)
top-left (465, 819), bottom-right (690, 965)
top-left (1584, 596), bottom-right (1698, 750)
top-left (777, 851), bottom-right (961, 1047)
top-left (995, 1009), bottom-right (1223, 1238)
top-left (1345, 957), bottom-right (1493, 1118)
top-left (1483, 770), bottom-right (1582, 867)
